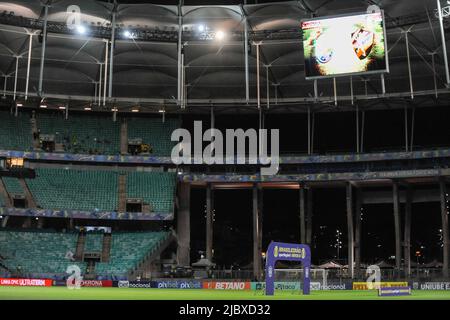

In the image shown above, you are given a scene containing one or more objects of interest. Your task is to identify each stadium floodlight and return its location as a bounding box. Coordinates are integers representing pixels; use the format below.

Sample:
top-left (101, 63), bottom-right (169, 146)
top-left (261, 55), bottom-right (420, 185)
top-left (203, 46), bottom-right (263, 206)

top-left (111, 107), bottom-right (118, 112)
top-left (58, 106), bottom-right (66, 110)
top-left (215, 30), bottom-right (226, 40)
top-left (84, 107), bottom-right (92, 111)
top-left (39, 104), bottom-right (47, 109)
top-left (16, 102), bottom-right (23, 107)
top-left (123, 30), bottom-right (135, 39)
top-left (198, 24), bottom-right (205, 32)
top-left (131, 108), bottom-right (139, 112)
top-left (76, 25), bottom-right (86, 34)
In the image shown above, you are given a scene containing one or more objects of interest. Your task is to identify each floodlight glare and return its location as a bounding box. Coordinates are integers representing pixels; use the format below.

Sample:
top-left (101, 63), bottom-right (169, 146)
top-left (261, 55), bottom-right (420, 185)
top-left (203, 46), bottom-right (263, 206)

top-left (76, 25), bottom-right (86, 34)
top-left (123, 30), bottom-right (133, 39)
top-left (198, 24), bottom-right (205, 32)
top-left (215, 30), bottom-right (226, 40)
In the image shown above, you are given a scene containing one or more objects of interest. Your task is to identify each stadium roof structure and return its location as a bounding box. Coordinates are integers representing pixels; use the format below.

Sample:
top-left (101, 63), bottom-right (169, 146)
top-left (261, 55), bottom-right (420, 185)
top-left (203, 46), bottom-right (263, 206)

top-left (0, 0), bottom-right (449, 113)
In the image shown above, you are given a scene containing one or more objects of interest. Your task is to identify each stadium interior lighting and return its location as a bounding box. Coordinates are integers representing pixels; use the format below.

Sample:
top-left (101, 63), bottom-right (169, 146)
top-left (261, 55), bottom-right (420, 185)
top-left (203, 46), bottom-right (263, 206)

top-left (215, 30), bottom-right (226, 40)
top-left (111, 107), bottom-right (118, 112)
top-left (84, 107), bottom-right (92, 111)
top-left (123, 30), bottom-right (134, 39)
top-left (76, 25), bottom-right (86, 34)
top-left (39, 104), bottom-right (47, 109)
top-left (58, 106), bottom-right (66, 110)
top-left (16, 102), bottom-right (23, 107)
top-left (198, 24), bottom-right (205, 32)
top-left (158, 109), bottom-right (165, 113)
top-left (131, 108), bottom-right (139, 113)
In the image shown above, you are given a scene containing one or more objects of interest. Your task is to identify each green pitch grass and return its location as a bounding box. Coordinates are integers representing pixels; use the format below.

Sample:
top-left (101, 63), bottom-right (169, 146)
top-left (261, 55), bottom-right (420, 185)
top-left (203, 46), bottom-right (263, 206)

top-left (1, 287), bottom-right (450, 300)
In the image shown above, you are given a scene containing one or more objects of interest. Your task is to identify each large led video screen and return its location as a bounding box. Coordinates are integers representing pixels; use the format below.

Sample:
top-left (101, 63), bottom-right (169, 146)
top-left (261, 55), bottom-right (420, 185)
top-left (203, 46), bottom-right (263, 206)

top-left (302, 12), bottom-right (388, 79)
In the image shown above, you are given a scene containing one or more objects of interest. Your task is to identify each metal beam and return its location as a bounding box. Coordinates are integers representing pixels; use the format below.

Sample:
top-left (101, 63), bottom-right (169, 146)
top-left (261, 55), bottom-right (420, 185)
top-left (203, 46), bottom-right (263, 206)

top-left (25, 34), bottom-right (32, 100)
top-left (38, 4), bottom-right (48, 96)
top-left (437, 0), bottom-right (450, 86)
top-left (108, 10), bottom-right (116, 98)
top-left (253, 184), bottom-right (263, 280)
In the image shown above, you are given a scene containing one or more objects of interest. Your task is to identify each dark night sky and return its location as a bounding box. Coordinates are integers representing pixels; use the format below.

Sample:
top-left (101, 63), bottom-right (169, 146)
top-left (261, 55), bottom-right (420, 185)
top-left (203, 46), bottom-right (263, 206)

top-left (186, 106), bottom-right (449, 267)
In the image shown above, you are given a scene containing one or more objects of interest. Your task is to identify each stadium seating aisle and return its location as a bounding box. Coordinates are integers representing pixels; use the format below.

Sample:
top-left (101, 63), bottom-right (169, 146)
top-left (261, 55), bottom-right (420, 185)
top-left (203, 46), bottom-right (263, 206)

top-left (95, 231), bottom-right (169, 278)
top-left (127, 172), bottom-right (176, 213)
top-left (36, 113), bottom-right (121, 155)
top-left (1, 177), bottom-right (25, 196)
top-left (0, 111), bottom-right (33, 151)
top-left (0, 229), bottom-right (86, 277)
top-left (26, 168), bottom-right (119, 212)
top-left (84, 232), bottom-right (104, 253)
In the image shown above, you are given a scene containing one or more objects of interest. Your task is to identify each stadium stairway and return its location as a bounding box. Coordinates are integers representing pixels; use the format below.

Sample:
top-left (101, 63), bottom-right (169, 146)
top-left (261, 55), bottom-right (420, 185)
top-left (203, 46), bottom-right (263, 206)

top-left (0, 178), bottom-right (12, 207)
top-left (18, 179), bottom-right (37, 208)
top-left (102, 233), bottom-right (112, 262)
top-left (120, 118), bottom-right (128, 155)
top-left (129, 230), bottom-right (176, 280)
top-left (118, 173), bottom-right (127, 213)
top-left (75, 232), bottom-right (86, 260)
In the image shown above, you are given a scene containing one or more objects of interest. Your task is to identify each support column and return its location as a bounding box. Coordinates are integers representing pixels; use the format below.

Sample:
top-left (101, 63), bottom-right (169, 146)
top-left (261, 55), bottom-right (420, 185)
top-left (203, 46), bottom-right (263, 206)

top-left (346, 183), bottom-right (355, 279)
top-left (177, 182), bottom-right (191, 266)
top-left (38, 4), bottom-right (48, 96)
top-left (404, 186), bottom-right (412, 278)
top-left (253, 184), bottom-right (262, 280)
top-left (68, 218), bottom-right (74, 230)
top-left (299, 185), bottom-right (306, 244)
top-left (355, 187), bottom-right (362, 278)
top-left (440, 178), bottom-right (449, 278)
top-left (206, 183), bottom-right (213, 262)
top-left (393, 181), bottom-right (402, 273)
top-left (108, 10), bottom-right (116, 98)
top-left (306, 188), bottom-right (313, 245)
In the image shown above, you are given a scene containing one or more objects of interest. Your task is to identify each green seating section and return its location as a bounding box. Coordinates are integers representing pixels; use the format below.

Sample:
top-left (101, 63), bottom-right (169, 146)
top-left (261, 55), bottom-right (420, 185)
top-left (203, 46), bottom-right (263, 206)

top-left (84, 233), bottom-right (104, 252)
top-left (127, 118), bottom-right (181, 156)
top-left (0, 111), bottom-right (32, 151)
top-left (127, 172), bottom-right (176, 213)
top-left (26, 168), bottom-right (119, 212)
top-left (95, 231), bottom-right (169, 276)
top-left (37, 113), bottom-right (121, 155)
top-left (1, 177), bottom-right (24, 196)
top-left (0, 230), bottom-right (86, 274)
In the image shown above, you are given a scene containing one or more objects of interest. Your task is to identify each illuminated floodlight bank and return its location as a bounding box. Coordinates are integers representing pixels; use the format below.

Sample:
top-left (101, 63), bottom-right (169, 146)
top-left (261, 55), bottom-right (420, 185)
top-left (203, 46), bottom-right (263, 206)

top-left (302, 12), bottom-right (389, 79)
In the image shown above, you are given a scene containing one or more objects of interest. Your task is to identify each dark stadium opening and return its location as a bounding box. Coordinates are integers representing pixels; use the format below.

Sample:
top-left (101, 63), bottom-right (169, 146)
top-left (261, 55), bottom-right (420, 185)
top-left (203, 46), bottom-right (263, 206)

top-left (213, 189), bottom-right (253, 271)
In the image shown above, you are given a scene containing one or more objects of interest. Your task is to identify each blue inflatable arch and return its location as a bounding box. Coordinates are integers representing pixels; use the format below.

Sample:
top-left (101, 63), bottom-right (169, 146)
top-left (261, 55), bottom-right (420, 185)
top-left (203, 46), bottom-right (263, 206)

top-left (265, 242), bottom-right (311, 295)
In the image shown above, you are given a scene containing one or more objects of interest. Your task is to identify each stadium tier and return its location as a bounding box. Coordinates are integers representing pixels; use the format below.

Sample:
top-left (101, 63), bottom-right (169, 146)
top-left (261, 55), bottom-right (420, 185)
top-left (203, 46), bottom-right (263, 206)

top-left (26, 168), bottom-right (119, 212)
top-left (127, 172), bottom-right (177, 213)
top-left (95, 231), bottom-right (170, 278)
top-left (0, 229), bottom-right (170, 279)
top-left (36, 113), bottom-right (121, 155)
top-left (0, 111), bottom-right (179, 157)
top-left (11, 168), bottom-right (177, 215)
top-left (0, 111), bottom-right (33, 151)
top-left (0, 229), bottom-right (86, 277)
top-left (127, 118), bottom-right (181, 156)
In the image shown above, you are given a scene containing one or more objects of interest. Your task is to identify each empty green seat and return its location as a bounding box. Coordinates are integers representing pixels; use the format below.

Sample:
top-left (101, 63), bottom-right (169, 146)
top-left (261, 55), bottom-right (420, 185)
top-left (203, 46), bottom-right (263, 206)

top-left (26, 168), bottom-right (119, 212)
top-left (0, 111), bottom-right (33, 151)
top-left (127, 117), bottom-right (181, 156)
top-left (1, 177), bottom-right (24, 196)
top-left (0, 230), bottom-right (87, 274)
top-left (126, 172), bottom-right (176, 213)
